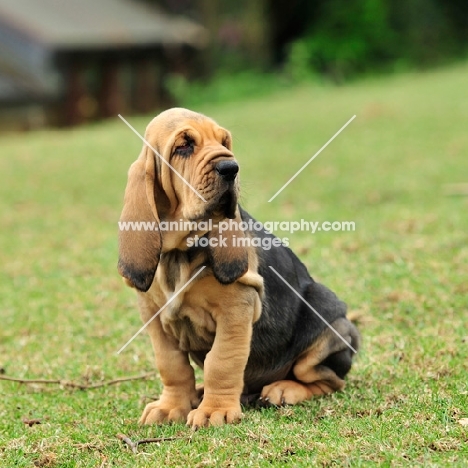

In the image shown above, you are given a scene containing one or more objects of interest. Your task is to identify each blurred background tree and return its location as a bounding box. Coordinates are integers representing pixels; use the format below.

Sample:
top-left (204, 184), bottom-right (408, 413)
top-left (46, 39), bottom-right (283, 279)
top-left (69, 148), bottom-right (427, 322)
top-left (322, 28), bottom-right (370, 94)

top-left (155, 0), bottom-right (468, 82)
top-left (1, 0), bottom-right (466, 128)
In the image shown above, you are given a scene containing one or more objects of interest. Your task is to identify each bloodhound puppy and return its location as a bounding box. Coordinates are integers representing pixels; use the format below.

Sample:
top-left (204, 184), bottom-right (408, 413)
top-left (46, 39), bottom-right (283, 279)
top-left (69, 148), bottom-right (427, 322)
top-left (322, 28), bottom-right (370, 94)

top-left (118, 108), bottom-right (359, 429)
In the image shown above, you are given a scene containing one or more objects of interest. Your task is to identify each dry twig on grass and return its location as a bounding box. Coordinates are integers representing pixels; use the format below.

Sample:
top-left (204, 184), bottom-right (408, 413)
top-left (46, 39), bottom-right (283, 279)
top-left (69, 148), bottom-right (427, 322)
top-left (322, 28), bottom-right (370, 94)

top-left (0, 372), bottom-right (155, 390)
top-left (22, 418), bottom-right (42, 427)
top-left (116, 433), bottom-right (184, 453)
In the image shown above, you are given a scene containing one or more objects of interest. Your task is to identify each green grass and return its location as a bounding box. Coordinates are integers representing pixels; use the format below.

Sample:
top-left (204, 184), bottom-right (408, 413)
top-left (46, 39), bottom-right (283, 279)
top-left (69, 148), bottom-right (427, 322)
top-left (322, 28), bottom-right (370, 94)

top-left (1, 62), bottom-right (468, 467)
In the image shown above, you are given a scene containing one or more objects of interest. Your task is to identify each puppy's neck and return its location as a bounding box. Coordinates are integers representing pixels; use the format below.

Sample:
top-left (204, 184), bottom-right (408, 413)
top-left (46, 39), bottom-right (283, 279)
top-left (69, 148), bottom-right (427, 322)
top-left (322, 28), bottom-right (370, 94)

top-left (159, 217), bottom-right (210, 253)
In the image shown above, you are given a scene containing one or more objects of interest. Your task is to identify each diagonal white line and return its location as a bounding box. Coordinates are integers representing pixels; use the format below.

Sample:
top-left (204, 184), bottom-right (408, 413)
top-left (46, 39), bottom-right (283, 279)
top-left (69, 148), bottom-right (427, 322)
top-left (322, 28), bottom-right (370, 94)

top-left (268, 266), bottom-right (357, 354)
top-left (116, 266), bottom-right (206, 354)
top-left (118, 114), bottom-right (207, 203)
top-left (268, 115), bottom-right (356, 203)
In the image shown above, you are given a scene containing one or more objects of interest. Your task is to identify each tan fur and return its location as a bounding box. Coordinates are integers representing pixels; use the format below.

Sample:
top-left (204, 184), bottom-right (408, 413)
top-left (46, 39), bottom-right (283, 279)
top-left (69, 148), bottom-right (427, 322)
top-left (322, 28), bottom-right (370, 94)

top-left (118, 109), bottom-right (353, 428)
top-left (260, 318), bottom-right (353, 405)
top-left (118, 109), bottom-right (263, 427)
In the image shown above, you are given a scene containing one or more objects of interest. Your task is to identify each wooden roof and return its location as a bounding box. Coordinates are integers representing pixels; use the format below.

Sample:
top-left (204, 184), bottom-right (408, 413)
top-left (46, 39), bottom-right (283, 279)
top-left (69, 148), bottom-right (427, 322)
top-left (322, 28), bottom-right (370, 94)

top-left (0, 0), bottom-right (208, 50)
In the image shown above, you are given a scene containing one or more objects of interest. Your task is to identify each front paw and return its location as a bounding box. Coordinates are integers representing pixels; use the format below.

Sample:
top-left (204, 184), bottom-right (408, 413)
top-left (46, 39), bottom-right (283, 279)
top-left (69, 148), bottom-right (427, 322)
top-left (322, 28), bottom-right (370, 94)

top-left (139, 400), bottom-right (192, 425)
top-left (187, 402), bottom-right (243, 429)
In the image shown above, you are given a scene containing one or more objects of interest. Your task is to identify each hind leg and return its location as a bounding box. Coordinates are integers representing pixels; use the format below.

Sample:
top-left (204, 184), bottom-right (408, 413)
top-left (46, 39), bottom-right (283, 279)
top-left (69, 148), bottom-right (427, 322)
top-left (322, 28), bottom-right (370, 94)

top-left (260, 318), bottom-right (359, 405)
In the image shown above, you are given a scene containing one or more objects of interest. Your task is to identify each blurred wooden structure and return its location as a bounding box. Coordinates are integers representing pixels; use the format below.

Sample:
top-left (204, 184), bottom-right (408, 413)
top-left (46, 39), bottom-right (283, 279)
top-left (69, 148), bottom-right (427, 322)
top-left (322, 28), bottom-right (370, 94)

top-left (0, 0), bottom-right (207, 128)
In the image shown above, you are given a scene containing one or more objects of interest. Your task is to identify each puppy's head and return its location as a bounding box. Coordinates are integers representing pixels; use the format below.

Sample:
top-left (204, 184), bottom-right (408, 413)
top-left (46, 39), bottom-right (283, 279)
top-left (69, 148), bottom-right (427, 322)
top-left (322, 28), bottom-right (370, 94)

top-left (147, 108), bottom-right (239, 221)
top-left (118, 108), bottom-right (248, 291)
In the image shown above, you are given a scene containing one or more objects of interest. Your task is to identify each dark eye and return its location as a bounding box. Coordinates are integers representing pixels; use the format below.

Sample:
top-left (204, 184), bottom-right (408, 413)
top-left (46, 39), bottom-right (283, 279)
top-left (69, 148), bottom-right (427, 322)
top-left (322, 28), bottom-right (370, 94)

top-left (174, 137), bottom-right (194, 157)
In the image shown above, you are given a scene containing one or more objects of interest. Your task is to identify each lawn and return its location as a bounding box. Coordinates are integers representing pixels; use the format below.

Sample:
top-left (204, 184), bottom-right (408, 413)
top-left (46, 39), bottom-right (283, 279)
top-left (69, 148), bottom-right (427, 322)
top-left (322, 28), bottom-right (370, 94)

top-left (1, 62), bottom-right (467, 467)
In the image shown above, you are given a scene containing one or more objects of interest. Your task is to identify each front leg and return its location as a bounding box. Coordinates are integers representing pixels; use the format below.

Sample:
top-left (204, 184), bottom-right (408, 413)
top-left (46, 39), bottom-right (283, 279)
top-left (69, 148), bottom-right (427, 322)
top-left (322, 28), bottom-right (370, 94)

top-left (187, 296), bottom-right (254, 429)
top-left (139, 298), bottom-right (198, 424)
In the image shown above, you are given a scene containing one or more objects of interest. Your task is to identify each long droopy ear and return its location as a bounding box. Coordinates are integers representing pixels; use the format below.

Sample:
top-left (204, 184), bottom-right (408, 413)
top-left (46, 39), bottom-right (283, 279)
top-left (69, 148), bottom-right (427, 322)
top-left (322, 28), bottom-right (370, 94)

top-left (208, 208), bottom-right (249, 284)
top-left (118, 147), bottom-right (161, 292)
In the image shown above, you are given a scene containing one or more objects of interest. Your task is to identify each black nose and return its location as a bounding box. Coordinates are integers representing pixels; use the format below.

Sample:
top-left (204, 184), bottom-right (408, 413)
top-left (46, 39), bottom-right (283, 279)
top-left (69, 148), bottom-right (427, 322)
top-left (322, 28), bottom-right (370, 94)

top-left (215, 160), bottom-right (239, 181)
